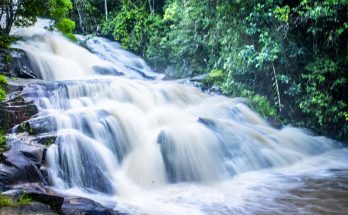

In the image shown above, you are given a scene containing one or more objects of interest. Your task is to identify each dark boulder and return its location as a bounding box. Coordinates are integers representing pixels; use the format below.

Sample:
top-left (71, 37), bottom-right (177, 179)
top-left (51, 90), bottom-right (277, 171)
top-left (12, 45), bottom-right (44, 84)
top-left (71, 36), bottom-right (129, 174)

top-left (2, 183), bottom-right (63, 213)
top-left (0, 48), bottom-right (40, 79)
top-left (0, 136), bottom-right (46, 190)
top-left (0, 94), bottom-right (38, 132)
top-left (3, 183), bottom-right (121, 215)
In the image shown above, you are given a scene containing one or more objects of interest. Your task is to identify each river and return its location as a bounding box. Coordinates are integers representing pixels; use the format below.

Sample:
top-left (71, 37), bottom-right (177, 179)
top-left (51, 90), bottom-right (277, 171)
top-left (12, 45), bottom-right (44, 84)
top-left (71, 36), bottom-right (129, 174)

top-left (8, 20), bottom-right (348, 215)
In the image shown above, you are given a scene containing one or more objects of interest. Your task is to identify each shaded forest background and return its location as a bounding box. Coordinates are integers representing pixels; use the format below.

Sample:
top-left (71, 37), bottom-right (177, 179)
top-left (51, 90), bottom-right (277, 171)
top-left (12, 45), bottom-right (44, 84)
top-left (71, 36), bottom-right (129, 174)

top-left (1, 0), bottom-right (347, 141)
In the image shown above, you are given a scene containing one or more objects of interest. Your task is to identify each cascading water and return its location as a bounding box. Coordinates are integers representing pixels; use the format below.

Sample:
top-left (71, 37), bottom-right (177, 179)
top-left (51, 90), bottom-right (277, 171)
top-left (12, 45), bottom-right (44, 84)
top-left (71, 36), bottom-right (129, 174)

top-left (9, 21), bottom-right (348, 214)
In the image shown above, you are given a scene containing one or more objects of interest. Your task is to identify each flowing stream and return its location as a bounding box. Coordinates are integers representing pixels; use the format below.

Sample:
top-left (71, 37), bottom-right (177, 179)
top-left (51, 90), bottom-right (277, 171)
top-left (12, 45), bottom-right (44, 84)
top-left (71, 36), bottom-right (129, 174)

top-left (9, 21), bottom-right (348, 214)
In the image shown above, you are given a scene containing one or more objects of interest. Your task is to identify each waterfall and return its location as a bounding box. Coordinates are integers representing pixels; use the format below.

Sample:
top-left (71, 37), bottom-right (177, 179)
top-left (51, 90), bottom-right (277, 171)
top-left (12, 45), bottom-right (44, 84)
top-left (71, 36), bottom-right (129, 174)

top-left (10, 25), bottom-right (348, 215)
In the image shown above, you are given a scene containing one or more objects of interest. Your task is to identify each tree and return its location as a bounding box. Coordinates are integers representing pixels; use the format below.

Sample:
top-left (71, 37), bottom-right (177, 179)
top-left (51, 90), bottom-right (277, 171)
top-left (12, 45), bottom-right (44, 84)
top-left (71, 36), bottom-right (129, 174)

top-left (0, 0), bottom-right (44, 35)
top-left (49, 0), bottom-right (76, 40)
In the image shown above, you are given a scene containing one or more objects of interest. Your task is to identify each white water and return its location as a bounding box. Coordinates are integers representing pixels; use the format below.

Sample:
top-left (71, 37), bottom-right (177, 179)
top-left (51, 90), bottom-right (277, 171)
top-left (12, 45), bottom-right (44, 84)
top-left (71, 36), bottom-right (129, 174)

top-left (11, 23), bottom-right (348, 214)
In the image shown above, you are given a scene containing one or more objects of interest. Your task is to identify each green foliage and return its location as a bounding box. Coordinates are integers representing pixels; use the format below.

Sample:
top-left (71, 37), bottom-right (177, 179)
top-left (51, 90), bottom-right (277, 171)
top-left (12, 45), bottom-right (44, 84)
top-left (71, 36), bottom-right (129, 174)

top-left (0, 195), bottom-right (13, 208)
top-left (49, 0), bottom-right (76, 40)
top-left (274, 5), bottom-right (290, 22)
top-left (0, 75), bottom-right (8, 89)
top-left (0, 0), bottom-right (45, 34)
top-left (49, 0), bottom-right (73, 19)
top-left (104, 3), bottom-right (147, 52)
top-left (18, 122), bottom-right (34, 135)
top-left (0, 75), bottom-right (7, 102)
top-left (0, 89), bottom-right (6, 102)
top-left (0, 0), bottom-right (75, 39)
top-left (70, 0), bottom-right (99, 33)
top-left (0, 35), bottom-right (17, 49)
top-left (56, 18), bottom-right (76, 41)
top-left (16, 195), bottom-right (32, 205)
top-left (0, 194), bottom-right (32, 208)
top-left (203, 69), bottom-right (225, 88)
top-left (0, 128), bottom-right (7, 152)
top-left (299, 58), bottom-right (347, 137)
top-left (102, 1), bottom-right (162, 56)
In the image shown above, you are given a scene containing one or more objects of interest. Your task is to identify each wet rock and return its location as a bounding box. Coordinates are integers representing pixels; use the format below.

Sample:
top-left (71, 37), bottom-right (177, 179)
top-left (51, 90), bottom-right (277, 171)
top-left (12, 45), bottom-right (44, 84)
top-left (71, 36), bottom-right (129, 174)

top-left (33, 134), bottom-right (56, 146)
top-left (125, 65), bottom-right (154, 80)
top-left (208, 85), bottom-right (222, 95)
top-left (0, 48), bottom-right (40, 79)
top-left (0, 93), bottom-right (38, 131)
top-left (93, 65), bottom-right (123, 76)
top-left (0, 136), bottom-right (46, 189)
top-left (3, 183), bottom-right (121, 215)
top-left (2, 183), bottom-right (64, 214)
top-left (10, 182), bottom-right (48, 195)
top-left (16, 116), bottom-right (57, 135)
top-left (39, 166), bottom-right (48, 182)
top-left (198, 117), bottom-right (217, 128)
top-left (19, 143), bottom-right (44, 163)
top-left (2, 183), bottom-right (63, 213)
top-left (27, 193), bottom-right (64, 212)
top-left (0, 159), bottom-right (44, 189)
top-left (60, 197), bottom-right (119, 215)
top-left (0, 102), bottom-right (38, 132)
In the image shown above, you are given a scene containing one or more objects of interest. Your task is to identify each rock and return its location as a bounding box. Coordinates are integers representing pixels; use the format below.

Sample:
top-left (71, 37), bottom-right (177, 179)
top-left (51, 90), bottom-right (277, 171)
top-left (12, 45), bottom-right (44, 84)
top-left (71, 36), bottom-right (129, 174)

top-left (0, 136), bottom-right (46, 190)
top-left (1, 183), bottom-right (63, 214)
top-left (0, 48), bottom-right (40, 79)
top-left (32, 134), bottom-right (57, 147)
top-left (198, 117), bottom-right (217, 128)
top-left (9, 182), bottom-right (48, 195)
top-left (0, 202), bottom-right (58, 215)
top-left (93, 65), bottom-right (123, 76)
top-left (0, 102), bottom-right (38, 132)
top-left (0, 93), bottom-right (38, 132)
top-left (39, 166), bottom-right (48, 182)
top-left (60, 197), bottom-right (119, 215)
top-left (209, 85), bottom-right (222, 95)
top-left (3, 183), bottom-right (121, 215)
top-left (15, 116), bottom-right (57, 135)
top-left (27, 193), bottom-right (64, 212)
top-left (4, 183), bottom-right (64, 210)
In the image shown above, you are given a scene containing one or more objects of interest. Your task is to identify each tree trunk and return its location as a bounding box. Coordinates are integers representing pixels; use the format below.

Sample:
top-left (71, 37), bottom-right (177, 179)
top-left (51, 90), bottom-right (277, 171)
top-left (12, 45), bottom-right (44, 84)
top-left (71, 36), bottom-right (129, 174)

top-left (74, 0), bottom-right (85, 33)
top-left (148, 0), bottom-right (154, 14)
top-left (272, 63), bottom-right (282, 113)
top-left (104, 0), bottom-right (108, 20)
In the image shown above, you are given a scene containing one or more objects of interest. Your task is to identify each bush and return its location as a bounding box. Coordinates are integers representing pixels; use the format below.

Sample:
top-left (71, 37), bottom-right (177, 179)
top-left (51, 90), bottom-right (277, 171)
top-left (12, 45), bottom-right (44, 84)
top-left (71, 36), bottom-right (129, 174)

top-left (222, 81), bottom-right (277, 119)
top-left (203, 69), bottom-right (225, 88)
top-left (0, 75), bottom-right (7, 102)
top-left (0, 194), bottom-right (33, 208)
top-left (49, 0), bottom-right (76, 40)
top-left (102, 3), bottom-right (162, 56)
top-left (0, 35), bottom-right (17, 49)
top-left (0, 195), bottom-right (13, 208)
top-left (56, 18), bottom-right (76, 41)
